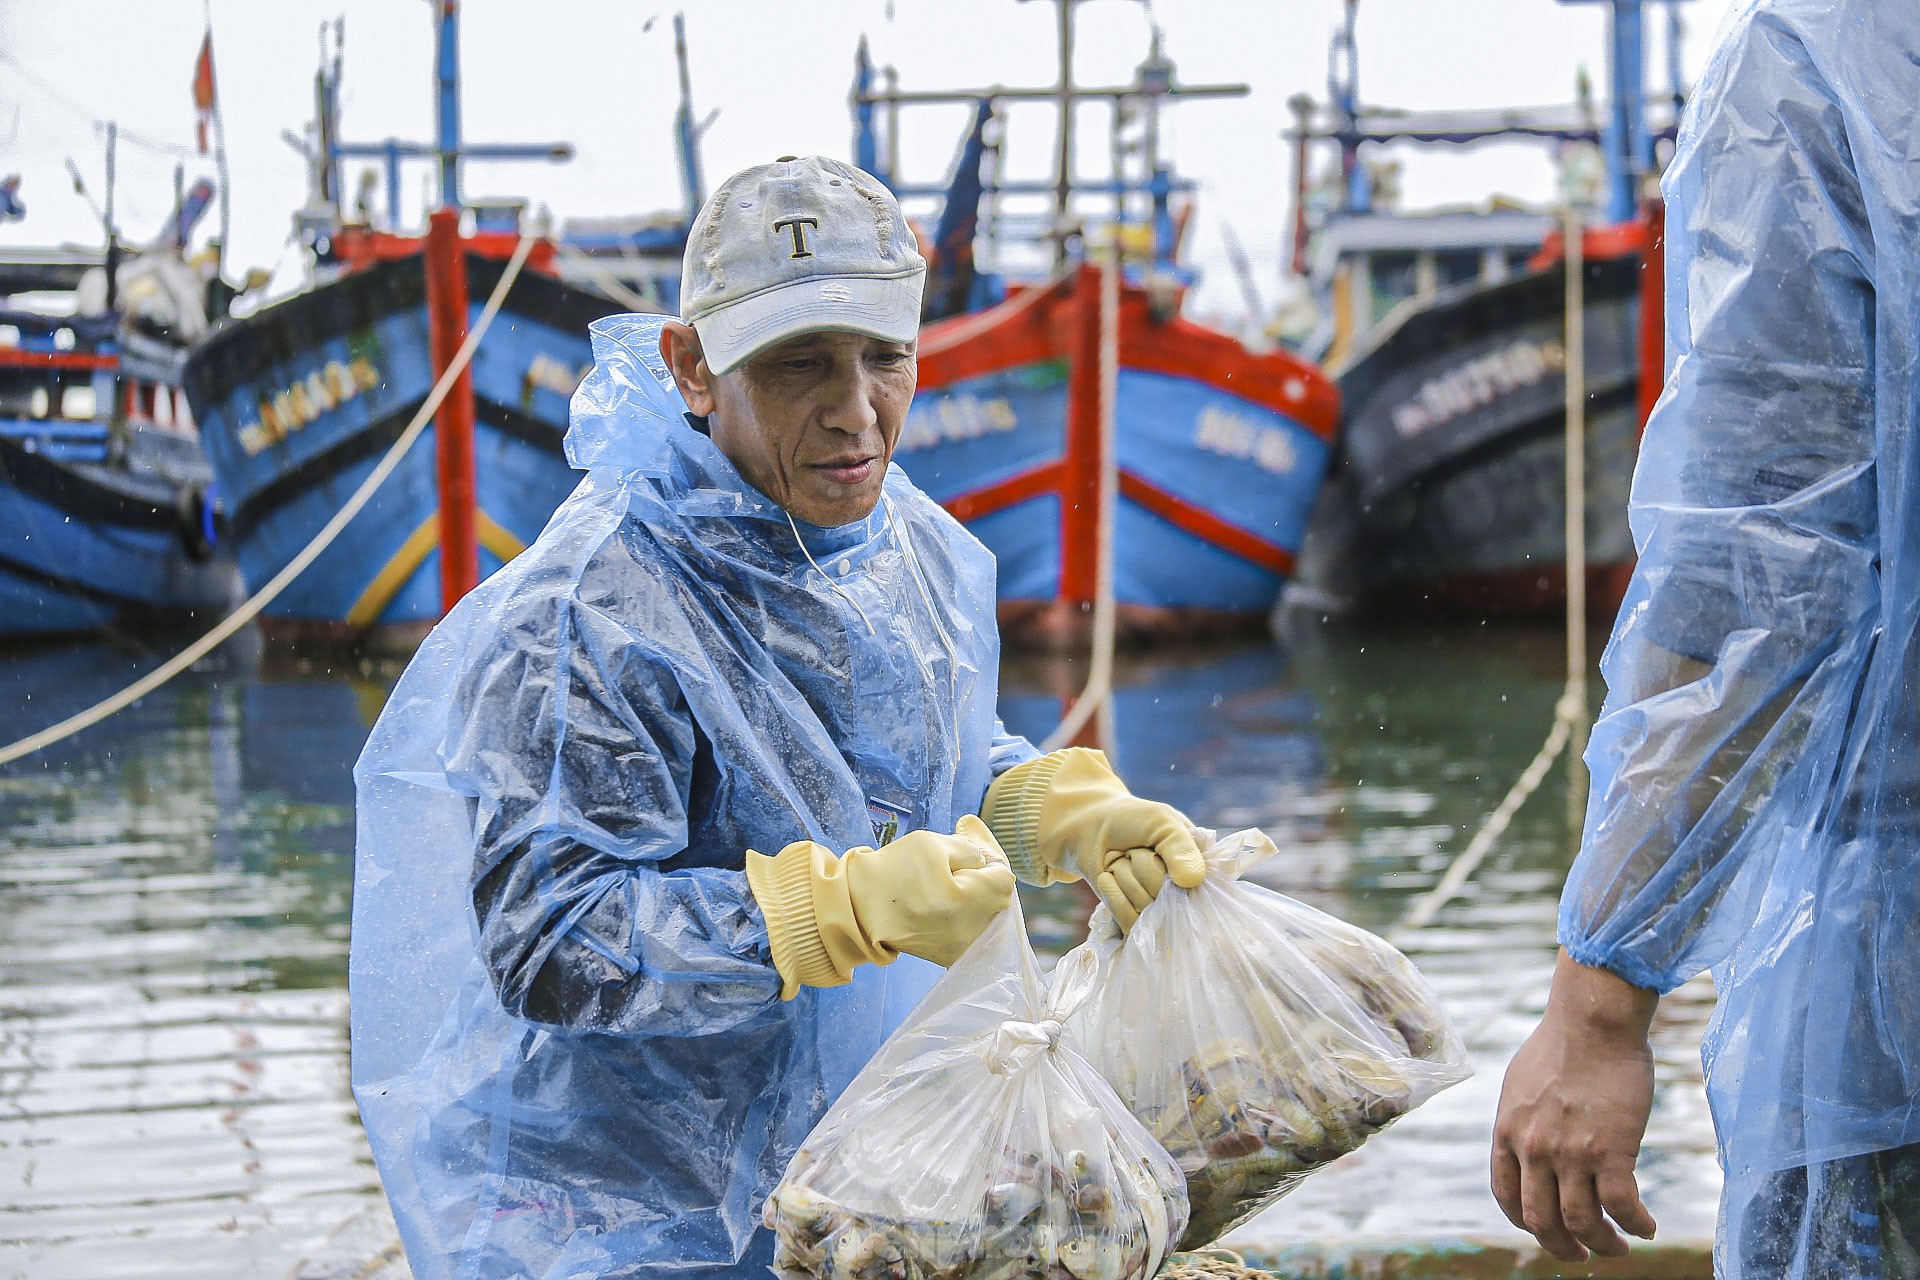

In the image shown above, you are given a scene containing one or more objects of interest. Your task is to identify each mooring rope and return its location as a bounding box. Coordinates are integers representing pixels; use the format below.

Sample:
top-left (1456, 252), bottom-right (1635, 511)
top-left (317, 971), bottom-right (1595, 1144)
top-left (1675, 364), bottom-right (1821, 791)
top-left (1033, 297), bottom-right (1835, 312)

top-left (0, 231), bottom-right (538, 771)
top-left (1394, 686), bottom-right (1584, 937)
top-left (1161, 1248), bottom-right (1274, 1280)
top-left (552, 243), bottom-right (663, 315)
top-left (1393, 205), bottom-right (1593, 940)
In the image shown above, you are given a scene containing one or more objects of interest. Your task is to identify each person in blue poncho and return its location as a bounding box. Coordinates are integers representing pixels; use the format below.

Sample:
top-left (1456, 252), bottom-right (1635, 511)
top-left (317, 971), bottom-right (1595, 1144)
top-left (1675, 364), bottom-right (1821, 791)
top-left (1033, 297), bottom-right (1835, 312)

top-left (1491, 4), bottom-right (1920, 1275)
top-left (348, 155), bottom-right (1205, 1280)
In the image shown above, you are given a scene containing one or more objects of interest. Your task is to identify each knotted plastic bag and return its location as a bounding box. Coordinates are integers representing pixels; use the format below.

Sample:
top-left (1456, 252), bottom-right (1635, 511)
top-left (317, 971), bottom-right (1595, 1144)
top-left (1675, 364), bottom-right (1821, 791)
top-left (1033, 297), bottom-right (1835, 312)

top-left (763, 904), bottom-right (1188, 1280)
top-left (1066, 828), bottom-right (1470, 1250)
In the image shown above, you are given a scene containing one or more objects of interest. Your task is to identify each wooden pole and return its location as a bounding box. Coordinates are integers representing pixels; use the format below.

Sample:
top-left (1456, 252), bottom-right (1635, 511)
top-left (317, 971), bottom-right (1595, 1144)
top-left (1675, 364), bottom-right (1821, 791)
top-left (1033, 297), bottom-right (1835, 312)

top-left (425, 207), bottom-right (479, 612)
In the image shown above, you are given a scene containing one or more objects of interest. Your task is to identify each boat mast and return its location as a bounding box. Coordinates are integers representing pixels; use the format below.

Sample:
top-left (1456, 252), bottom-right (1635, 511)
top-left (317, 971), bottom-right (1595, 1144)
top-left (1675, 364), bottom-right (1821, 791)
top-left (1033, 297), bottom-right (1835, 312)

top-left (851, 37), bottom-right (880, 180)
top-left (672, 12), bottom-right (706, 224)
top-left (317, 1), bottom-right (570, 232)
top-left (1557, 0), bottom-right (1688, 222)
top-left (103, 123), bottom-right (119, 313)
top-left (435, 1), bottom-right (462, 210)
top-left (1048, 0), bottom-right (1077, 270)
top-left (848, 10), bottom-right (1244, 270)
top-left (1329, 0), bottom-right (1365, 215)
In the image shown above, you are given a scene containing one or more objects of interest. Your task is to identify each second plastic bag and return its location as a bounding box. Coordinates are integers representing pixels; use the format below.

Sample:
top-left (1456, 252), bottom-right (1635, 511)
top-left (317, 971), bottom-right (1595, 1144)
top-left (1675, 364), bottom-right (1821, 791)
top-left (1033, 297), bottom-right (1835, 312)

top-left (763, 903), bottom-right (1188, 1280)
top-left (1066, 828), bottom-right (1471, 1250)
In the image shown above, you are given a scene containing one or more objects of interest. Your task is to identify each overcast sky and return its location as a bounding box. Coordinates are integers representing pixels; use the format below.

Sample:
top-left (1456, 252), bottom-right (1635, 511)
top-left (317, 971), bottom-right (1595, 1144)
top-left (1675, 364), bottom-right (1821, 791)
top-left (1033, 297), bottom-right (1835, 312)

top-left (1, 0), bottom-right (1740, 326)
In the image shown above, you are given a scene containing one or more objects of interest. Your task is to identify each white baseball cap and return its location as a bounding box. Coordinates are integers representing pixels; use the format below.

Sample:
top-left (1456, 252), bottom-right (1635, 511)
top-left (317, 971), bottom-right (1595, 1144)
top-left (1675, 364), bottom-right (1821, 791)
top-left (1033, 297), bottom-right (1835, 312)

top-left (681, 155), bottom-right (926, 375)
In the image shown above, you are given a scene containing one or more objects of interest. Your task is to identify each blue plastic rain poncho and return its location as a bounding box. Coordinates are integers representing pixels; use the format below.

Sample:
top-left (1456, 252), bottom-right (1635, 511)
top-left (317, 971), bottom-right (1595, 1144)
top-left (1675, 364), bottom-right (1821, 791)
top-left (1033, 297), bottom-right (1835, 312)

top-left (350, 313), bottom-right (1037, 1280)
top-left (1559, 2), bottom-right (1920, 1272)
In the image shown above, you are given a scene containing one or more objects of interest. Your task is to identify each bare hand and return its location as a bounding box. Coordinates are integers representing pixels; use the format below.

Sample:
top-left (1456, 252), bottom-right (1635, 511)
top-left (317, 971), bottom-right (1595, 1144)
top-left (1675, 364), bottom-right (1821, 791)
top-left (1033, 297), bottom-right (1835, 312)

top-left (1491, 950), bottom-right (1660, 1261)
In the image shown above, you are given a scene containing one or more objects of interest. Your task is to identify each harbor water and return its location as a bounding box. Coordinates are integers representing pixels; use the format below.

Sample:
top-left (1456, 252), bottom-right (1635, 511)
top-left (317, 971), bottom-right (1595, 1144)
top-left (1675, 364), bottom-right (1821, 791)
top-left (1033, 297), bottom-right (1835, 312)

top-left (0, 622), bottom-right (1720, 1279)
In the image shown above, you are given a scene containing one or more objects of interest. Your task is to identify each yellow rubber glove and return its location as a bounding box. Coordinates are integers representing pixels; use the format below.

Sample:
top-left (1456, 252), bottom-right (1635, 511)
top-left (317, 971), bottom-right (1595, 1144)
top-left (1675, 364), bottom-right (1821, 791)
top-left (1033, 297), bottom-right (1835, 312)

top-left (744, 815), bottom-right (1016, 1000)
top-left (982, 747), bottom-right (1204, 932)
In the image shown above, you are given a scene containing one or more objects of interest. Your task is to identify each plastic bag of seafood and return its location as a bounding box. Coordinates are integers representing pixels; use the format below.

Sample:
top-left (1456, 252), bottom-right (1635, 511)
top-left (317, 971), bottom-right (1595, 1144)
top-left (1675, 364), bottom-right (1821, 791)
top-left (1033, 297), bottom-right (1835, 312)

top-left (763, 903), bottom-right (1189, 1280)
top-left (1065, 828), bottom-right (1470, 1250)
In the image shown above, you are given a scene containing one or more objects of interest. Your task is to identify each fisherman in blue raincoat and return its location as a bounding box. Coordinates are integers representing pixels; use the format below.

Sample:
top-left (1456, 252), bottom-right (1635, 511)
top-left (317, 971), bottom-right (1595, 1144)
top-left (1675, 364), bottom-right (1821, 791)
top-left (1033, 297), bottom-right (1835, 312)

top-left (349, 156), bottom-right (1205, 1280)
top-left (1492, 4), bottom-right (1920, 1275)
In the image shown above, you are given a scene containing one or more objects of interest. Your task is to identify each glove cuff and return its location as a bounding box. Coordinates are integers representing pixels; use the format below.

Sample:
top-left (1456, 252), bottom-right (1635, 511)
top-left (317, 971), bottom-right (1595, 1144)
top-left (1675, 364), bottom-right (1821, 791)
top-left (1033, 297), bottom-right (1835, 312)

top-left (746, 840), bottom-right (868, 1000)
top-left (983, 749), bottom-right (1090, 885)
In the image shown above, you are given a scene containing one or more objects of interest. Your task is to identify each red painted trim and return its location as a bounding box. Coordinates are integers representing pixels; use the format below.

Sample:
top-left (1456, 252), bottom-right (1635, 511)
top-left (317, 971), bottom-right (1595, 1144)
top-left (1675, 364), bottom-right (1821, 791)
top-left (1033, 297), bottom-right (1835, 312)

top-left (331, 225), bottom-right (559, 278)
top-left (1528, 220), bottom-right (1647, 273)
top-left (425, 208), bottom-right (480, 613)
top-left (1118, 471), bottom-right (1295, 578)
top-left (942, 461), bottom-right (1064, 523)
top-left (1636, 199), bottom-right (1666, 437)
top-left (915, 273), bottom-right (1340, 441)
top-left (1118, 294), bottom-right (1339, 439)
top-left (1059, 264), bottom-right (1105, 608)
top-left (0, 350), bottom-right (116, 372)
top-left (917, 282), bottom-right (1071, 387)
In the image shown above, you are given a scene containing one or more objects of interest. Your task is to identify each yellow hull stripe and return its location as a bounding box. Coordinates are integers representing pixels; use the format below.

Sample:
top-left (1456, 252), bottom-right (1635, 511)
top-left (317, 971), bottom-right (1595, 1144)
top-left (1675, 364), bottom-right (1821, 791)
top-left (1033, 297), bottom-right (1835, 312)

top-left (343, 509), bottom-right (529, 630)
top-left (477, 511), bottom-right (527, 563)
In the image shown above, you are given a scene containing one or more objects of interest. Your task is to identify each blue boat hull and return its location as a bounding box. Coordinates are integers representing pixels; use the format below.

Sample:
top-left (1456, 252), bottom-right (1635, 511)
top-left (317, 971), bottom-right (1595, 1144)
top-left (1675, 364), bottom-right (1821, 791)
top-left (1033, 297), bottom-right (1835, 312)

top-left (184, 253), bottom-right (624, 635)
top-left (0, 425), bottom-right (239, 638)
top-left (904, 273), bottom-right (1340, 645)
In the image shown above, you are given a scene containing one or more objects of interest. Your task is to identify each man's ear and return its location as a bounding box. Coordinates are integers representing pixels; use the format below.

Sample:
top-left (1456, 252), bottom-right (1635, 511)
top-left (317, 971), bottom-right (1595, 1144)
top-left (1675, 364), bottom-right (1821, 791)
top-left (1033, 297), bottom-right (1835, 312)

top-left (660, 321), bottom-right (718, 416)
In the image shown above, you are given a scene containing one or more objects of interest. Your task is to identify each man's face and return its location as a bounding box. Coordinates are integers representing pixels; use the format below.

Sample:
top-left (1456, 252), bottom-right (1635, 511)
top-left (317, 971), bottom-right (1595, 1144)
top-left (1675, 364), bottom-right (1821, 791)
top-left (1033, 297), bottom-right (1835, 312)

top-left (668, 326), bottom-right (917, 527)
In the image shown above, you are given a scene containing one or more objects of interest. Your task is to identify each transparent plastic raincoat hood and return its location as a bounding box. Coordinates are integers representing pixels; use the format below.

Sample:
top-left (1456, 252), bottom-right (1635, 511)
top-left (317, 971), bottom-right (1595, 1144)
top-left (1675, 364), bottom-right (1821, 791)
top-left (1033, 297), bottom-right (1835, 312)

top-left (351, 313), bottom-right (1036, 1279)
top-left (1559, 1), bottom-right (1920, 1271)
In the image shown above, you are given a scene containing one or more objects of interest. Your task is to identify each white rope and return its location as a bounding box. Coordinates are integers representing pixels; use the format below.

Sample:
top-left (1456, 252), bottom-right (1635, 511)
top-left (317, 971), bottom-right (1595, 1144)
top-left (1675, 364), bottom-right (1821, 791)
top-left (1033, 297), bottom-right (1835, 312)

top-left (1562, 205), bottom-right (1591, 821)
top-left (1393, 687), bottom-right (1582, 938)
top-left (1040, 248), bottom-right (1120, 755)
top-left (552, 244), bottom-right (662, 315)
top-left (0, 232), bottom-right (539, 770)
top-left (1394, 205), bottom-right (1594, 939)
top-left (916, 262), bottom-right (1075, 358)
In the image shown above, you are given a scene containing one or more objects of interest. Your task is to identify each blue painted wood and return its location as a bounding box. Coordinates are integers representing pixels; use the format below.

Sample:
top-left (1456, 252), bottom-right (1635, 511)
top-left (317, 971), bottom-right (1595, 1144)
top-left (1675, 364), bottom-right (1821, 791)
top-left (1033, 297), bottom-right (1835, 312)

top-left (185, 250), bottom-right (622, 631)
top-left (0, 427), bottom-right (238, 637)
top-left (898, 359), bottom-right (1330, 616)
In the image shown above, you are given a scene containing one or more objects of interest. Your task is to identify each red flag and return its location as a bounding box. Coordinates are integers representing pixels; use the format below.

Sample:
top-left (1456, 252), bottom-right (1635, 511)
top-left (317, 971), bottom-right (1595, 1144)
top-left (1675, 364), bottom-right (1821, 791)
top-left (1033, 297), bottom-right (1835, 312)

top-left (192, 32), bottom-right (217, 155)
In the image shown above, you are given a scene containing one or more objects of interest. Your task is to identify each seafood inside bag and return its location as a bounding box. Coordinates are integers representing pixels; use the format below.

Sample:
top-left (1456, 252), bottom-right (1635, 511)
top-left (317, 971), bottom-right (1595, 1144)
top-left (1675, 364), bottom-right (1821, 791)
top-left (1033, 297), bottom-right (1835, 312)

top-left (763, 904), bottom-right (1188, 1280)
top-left (1065, 828), bottom-right (1470, 1250)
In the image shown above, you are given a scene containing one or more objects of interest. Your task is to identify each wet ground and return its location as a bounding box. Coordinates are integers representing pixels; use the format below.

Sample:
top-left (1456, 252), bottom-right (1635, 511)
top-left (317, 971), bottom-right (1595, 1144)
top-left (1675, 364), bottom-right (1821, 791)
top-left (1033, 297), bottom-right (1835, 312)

top-left (0, 620), bottom-right (1720, 1279)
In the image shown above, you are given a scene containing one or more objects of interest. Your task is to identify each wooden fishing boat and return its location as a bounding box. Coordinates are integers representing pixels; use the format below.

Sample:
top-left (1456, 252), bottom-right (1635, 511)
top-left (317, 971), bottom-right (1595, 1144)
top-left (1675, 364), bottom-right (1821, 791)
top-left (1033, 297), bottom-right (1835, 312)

top-left (183, 226), bottom-right (623, 641)
top-left (1285, 0), bottom-right (1676, 620)
top-left (0, 269), bottom-right (239, 638)
top-left (858, 16), bottom-right (1339, 647)
top-left (1298, 222), bottom-right (1652, 618)
top-left (180, 6), bottom-right (662, 642)
top-left (907, 267), bottom-right (1338, 647)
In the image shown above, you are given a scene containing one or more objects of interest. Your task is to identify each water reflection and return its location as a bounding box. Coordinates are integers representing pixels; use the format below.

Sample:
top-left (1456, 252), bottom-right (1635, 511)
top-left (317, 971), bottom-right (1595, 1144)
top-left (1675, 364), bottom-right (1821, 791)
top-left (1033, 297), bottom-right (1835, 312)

top-left (0, 622), bottom-right (1720, 1278)
top-left (0, 635), bottom-right (377, 1279)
